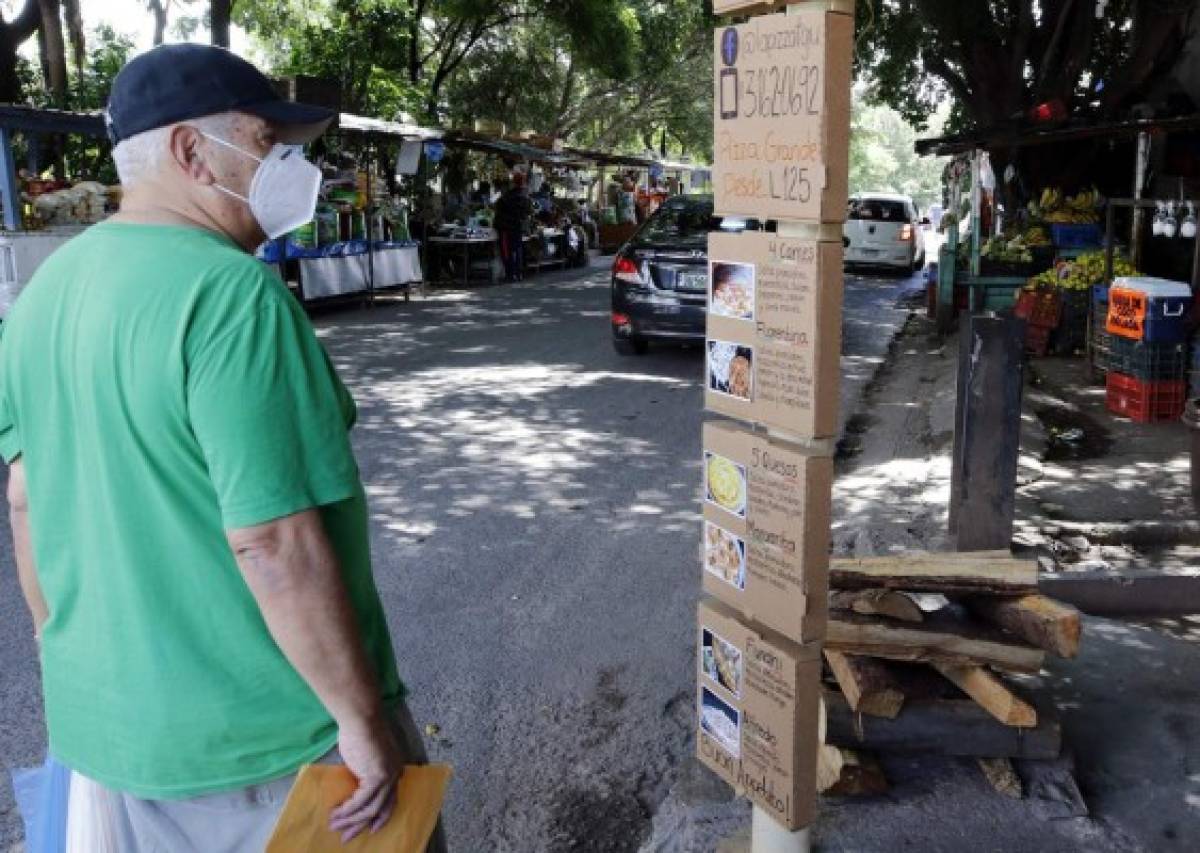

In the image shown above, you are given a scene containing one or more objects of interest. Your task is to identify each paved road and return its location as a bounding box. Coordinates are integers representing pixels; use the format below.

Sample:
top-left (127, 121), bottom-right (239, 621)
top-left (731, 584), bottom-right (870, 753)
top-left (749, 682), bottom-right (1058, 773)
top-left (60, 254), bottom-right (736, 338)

top-left (0, 261), bottom-right (924, 849)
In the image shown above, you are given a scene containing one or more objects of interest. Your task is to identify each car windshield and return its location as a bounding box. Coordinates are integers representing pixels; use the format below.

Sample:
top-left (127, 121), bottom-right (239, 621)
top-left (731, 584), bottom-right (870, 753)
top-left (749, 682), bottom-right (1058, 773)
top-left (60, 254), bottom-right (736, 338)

top-left (634, 200), bottom-right (759, 247)
top-left (848, 198), bottom-right (908, 222)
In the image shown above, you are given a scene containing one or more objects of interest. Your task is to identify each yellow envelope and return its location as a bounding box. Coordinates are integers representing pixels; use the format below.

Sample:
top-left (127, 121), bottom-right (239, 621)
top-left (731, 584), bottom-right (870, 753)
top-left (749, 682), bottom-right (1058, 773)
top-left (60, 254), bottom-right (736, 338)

top-left (266, 764), bottom-right (451, 852)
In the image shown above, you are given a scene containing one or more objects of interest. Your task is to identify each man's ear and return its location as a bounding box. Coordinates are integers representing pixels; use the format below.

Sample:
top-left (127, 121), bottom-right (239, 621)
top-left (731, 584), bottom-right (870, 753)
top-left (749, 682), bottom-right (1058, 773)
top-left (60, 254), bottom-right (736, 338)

top-left (169, 124), bottom-right (215, 185)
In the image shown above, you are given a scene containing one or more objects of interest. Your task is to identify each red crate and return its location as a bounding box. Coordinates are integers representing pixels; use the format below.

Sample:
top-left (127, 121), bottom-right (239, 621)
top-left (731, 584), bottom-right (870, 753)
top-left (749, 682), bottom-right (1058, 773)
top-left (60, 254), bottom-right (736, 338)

top-left (1105, 372), bottom-right (1187, 423)
top-left (1025, 324), bottom-right (1052, 356)
top-left (1015, 289), bottom-right (1062, 329)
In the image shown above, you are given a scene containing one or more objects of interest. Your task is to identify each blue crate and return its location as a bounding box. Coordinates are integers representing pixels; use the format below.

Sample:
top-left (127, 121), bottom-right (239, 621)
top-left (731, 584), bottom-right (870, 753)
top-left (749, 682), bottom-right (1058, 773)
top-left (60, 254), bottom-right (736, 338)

top-left (1093, 283), bottom-right (1109, 308)
top-left (1051, 223), bottom-right (1102, 248)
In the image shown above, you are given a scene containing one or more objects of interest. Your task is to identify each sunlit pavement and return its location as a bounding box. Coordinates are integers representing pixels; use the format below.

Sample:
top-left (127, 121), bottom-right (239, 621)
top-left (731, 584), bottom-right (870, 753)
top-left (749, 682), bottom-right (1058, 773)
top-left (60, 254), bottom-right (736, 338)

top-left (0, 260), bottom-right (926, 850)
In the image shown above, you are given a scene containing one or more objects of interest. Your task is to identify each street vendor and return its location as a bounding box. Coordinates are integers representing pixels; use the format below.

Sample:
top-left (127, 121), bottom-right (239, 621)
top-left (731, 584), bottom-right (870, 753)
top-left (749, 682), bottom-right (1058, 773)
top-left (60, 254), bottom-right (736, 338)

top-left (494, 171), bottom-right (533, 282)
top-left (0, 43), bottom-right (445, 852)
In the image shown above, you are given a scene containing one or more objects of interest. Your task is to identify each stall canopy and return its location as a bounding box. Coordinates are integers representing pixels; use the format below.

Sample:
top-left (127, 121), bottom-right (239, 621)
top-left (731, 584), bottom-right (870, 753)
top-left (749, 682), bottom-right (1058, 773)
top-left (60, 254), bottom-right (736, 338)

top-left (915, 114), bottom-right (1200, 157)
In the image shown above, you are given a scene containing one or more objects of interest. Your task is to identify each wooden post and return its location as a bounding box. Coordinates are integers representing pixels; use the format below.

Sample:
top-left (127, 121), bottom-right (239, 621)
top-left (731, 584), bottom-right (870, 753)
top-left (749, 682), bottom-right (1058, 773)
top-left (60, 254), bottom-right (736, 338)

top-left (0, 128), bottom-right (20, 231)
top-left (1131, 131), bottom-right (1150, 270)
top-left (948, 313), bottom-right (1026, 551)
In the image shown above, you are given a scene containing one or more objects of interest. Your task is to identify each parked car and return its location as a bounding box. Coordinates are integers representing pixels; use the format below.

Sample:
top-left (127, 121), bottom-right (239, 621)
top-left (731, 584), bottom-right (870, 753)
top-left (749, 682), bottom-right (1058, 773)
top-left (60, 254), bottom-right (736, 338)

top-left (610, 195), bottom-right (760, 355)
top-left (843, 192), bottom-right (926, 272)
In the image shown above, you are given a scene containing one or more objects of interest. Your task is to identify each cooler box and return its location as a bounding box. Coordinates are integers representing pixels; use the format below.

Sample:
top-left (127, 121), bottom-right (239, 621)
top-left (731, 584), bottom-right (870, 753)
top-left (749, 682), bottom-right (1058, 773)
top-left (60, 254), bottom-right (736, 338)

top-left (1105, 277), bottom-right (1192, 343)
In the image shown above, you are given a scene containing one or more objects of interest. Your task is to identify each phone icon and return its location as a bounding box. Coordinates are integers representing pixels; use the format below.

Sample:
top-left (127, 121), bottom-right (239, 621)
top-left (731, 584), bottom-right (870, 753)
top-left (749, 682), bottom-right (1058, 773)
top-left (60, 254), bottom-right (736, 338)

top-left (720, 68), bottom-right (738, 120)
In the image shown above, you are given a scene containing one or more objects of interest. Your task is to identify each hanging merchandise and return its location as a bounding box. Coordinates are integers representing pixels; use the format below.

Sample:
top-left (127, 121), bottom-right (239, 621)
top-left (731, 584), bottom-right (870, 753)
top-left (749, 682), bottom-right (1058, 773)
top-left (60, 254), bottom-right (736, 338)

top-left (396, 140), bottom-right (423, 176)
top-left (424, 141), bottom-right (445, 163)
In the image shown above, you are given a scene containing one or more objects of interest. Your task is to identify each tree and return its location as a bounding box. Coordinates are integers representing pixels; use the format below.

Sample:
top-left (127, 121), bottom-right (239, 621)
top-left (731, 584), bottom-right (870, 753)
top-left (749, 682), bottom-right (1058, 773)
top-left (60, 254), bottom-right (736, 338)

top-left (849, 95), bottom-right (947, 209)
top-left (0, 0), bottom-right (41, 103)
top-left (211, 0), bottom-right (232, 47)
top-left (855, 0), bottom-right (1197, 132)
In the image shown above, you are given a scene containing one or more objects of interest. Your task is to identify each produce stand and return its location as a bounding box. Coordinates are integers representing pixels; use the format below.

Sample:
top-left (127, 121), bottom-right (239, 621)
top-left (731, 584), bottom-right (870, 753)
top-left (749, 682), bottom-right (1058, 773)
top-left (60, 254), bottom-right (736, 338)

top-left (426, 230), bottom-right (500, 286)
top-left (0, 106), bottom-right (111, 317)
top-left (917, 114), bottom-right (1200, 333)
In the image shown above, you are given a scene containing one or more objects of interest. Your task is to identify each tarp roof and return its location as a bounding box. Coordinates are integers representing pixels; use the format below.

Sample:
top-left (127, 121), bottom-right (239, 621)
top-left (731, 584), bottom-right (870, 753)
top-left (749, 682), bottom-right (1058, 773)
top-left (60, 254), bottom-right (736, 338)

top-left (915, 113), bottom-right (1200, 157)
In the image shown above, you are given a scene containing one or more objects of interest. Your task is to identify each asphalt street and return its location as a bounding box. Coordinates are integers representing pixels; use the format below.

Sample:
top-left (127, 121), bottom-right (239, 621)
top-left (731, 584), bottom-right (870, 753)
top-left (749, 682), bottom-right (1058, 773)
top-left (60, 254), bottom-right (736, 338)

top-left (0, 259), bottom-right (925, 850)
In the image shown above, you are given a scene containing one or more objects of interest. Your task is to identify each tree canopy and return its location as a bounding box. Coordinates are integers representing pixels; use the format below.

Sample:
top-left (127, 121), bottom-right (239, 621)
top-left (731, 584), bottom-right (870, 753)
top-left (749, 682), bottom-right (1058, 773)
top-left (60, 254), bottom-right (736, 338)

top-left (855, 0), bottom-right (1198, 133)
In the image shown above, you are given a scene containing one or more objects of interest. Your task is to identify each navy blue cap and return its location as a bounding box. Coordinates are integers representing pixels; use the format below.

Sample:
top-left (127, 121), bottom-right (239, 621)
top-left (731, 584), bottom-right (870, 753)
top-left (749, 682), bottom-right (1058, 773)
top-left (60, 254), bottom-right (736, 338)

top-left (105, 43), bottom-right (335, 145)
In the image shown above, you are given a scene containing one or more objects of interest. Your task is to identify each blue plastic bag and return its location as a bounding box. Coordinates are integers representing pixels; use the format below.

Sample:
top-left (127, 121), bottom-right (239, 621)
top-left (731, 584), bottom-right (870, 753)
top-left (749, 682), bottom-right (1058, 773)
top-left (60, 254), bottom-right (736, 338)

top-left (11, 755), bottom-right (70, 853)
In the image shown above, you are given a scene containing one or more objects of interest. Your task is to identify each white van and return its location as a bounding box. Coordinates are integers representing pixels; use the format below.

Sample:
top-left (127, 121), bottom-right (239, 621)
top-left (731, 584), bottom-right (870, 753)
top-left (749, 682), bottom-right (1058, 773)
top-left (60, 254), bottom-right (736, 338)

top-left (843, 192), bottom-right (926, 272)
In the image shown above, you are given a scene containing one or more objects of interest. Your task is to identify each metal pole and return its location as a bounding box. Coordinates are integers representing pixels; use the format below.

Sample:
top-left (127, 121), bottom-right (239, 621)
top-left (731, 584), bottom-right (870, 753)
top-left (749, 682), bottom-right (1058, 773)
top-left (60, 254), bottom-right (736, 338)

top-left (969, 148), bottom-right (982, 279)
top-left (0, 128), bottom-right (21, 231)
top-left (1131, 131), bottom-right (1150, 270)
top-left (751, 808), bottom-right (810, 853)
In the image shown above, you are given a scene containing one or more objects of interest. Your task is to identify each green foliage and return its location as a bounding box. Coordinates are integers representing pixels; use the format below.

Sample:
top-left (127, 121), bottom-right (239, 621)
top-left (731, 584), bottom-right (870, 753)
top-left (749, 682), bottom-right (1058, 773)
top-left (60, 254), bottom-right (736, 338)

top-left (849, 93), bottom-right (947, 209)
top-left (239, 0), bottom-right (714, 160)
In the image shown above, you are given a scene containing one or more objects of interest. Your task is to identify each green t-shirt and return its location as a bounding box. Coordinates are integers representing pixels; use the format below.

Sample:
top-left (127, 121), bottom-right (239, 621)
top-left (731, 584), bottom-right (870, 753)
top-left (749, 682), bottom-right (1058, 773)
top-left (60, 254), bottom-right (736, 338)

top-left (0, 221), bottom-right (402, 799)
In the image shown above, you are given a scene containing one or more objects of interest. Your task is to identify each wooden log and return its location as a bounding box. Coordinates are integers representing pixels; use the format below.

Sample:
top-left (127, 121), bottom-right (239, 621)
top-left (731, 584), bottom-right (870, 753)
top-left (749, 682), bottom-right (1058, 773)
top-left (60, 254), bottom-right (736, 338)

top-left (831, 551), bottom-right (1037, 596)
top-left (821, 749), bottom-right (889, 797)
top-left (824, 650), bottom-right (906, 719)
top-left (816, 743), bottom-right (844, 793)
top-left (826, 611), bottom-right (1046, 673)
top-left (963, 594), bottom-right (1081, 658)
top-left (933, 663), bottom-right (1038, 728)
top-left (831, 588), bottom-right (923, 623)
top-left (823, 690), bottom-right (1062, 759)
top-left (978, 757), bottom-right (1023, 799)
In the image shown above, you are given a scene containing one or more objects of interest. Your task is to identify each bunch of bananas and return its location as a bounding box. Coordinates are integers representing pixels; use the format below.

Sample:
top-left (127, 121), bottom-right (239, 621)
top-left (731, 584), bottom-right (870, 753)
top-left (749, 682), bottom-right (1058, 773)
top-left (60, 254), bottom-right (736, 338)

top-left (1027, 187), bottom-right (1103, 224)
top-left (1024, 227), bottom-right (1050, 246)
top-left (1023, 251), bottom-right (1139, 292)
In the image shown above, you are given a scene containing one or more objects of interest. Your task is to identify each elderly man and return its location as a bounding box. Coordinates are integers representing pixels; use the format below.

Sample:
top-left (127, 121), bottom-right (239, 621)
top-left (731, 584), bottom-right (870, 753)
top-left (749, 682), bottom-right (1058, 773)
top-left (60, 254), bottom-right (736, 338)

top-left (0, 44), bottom-right (444, 851)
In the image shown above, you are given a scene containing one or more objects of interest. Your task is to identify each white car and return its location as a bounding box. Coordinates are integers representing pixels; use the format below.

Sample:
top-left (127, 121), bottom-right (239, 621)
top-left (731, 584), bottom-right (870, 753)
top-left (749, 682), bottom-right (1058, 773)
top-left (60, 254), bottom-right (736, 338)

top-left (843, 193), bottom-right (927, 272)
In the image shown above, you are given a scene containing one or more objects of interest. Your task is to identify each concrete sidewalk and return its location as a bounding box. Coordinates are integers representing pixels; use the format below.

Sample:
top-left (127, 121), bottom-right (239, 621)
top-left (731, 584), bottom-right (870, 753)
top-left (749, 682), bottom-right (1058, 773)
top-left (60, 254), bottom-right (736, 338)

top-left (645, 312), bottom-right (1200, 852)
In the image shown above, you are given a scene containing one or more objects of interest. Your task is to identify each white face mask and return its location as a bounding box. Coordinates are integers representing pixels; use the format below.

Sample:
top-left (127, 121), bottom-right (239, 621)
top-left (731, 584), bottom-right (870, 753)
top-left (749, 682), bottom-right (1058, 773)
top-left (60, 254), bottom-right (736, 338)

top-left (202, 132), bottom-right (322, 240)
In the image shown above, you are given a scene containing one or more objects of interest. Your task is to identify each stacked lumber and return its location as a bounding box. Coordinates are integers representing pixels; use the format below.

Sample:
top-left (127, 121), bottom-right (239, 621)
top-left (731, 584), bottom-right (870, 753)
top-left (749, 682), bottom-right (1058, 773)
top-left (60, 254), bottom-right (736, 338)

top-left (819, 550), bottom-right (1083, 799)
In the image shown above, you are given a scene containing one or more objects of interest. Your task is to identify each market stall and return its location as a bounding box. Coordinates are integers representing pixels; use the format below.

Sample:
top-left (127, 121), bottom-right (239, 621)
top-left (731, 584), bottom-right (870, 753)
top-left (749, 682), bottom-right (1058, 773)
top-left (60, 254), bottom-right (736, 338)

top-left (0, 105), bottom-right (114, 316)
top-left (917, 114), bottom-right (1200, 430)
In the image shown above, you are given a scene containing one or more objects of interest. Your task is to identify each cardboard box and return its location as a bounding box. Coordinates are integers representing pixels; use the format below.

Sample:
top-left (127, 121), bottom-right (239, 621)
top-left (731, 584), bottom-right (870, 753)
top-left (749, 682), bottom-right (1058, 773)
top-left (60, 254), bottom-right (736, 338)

top-left (712, 9), bottom-right (854, 222)
top-left (701, 420), bottom-right (831, 643)
top-left (714, 1), bottom-right (857, 15)
top-left (696, 596), bottom-right (822, 830)
top-left (704, 231), bottom-right (844, 439)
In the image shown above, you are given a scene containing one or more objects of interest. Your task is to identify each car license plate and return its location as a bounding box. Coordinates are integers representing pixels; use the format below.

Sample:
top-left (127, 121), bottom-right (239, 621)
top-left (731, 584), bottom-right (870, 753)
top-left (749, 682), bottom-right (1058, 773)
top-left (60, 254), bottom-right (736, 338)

top-left (678, 272), bottom-right (707, 291)
top-left (860, 248), bottom-right (880, 256)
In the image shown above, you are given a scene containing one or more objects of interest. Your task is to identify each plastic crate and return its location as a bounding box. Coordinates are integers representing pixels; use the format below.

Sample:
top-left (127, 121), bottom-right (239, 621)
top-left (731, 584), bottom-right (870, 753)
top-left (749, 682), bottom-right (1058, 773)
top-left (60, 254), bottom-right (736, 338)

top-left (1025, 324), bottom-right (1052, 356)
top-left (1106, 372), bottom-right (1187, 422)
top-left (1106, 278), bottom-right (1193, 343)
top-left (1015, 289), bottom-right (1062, 329)
top-left (1051, 290), bottom-right (1090, 355)
top-left (1093, 283), bottom-right (1110, 312)
top-left (1190, 370), bottom-right (1200, 398)
top-left (1107, 338), bottom-right (1187, 381)
top-left (1050, 223), bottom-right (1102, 248)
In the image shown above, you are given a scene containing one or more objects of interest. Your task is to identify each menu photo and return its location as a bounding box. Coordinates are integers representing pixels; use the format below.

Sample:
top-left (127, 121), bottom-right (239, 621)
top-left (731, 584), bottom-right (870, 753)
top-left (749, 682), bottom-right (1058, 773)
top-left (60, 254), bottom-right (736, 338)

top-left (707, 340), bottom-right (754, 402)
top-left (704, 520), bottom-right (747, 591)
top-left (709, 259), bottom-right (756, 321)
top-left (699, 686), bottom-right (741, 759)
top-left (704, 450), bottom-right (747, 518)
top-left (701, 626), bottom-right (744, 698)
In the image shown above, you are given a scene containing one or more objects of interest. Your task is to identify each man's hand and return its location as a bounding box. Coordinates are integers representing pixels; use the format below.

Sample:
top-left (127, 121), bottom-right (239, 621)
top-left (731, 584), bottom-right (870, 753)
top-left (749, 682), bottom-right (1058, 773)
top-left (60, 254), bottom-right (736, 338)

top-left (328, 715), bottom-right (405, 842)
top-left (8, 457), bottom-right (48, 636)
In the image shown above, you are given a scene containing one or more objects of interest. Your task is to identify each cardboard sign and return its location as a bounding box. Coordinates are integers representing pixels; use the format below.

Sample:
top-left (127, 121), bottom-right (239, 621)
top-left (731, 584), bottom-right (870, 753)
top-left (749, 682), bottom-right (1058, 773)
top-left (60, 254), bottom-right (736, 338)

top-left (702, 420), bottom-right (831, 642)
top-left (1106, 286), bottom-right (1148, 340)
top-left (715, 0), bottom-right (857, 14)
top-left (705, 232), bottom-right (843, 439)
top-left (712, 10), bottom-right (854, 222)
top-left (696, 596), bottom-right (822, 830)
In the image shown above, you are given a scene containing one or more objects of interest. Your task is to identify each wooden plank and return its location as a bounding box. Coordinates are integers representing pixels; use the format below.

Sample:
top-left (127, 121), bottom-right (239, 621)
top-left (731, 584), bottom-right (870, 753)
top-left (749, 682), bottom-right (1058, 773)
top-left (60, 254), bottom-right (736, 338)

top-left (823, 690), bottom-right (1062, 759)
top-left (933, 663), bottom-right (1038, 727)
top-left (963, 594), bottom-right (1081, 658)
top-left (831, 551), bottom-right (1037, 596)
top-left (826, 611), bottom-right (1046, 673)
top-left (978, 757), bottom-right (1023, 798)
top-left (831, 588), bottom-right (923, 623)
top-left (820, 749), bottom-right (889, 797)
top-left (824, 651), bottom-right (905, 719)
top-left (949, 314), bottom-right (1026, 551)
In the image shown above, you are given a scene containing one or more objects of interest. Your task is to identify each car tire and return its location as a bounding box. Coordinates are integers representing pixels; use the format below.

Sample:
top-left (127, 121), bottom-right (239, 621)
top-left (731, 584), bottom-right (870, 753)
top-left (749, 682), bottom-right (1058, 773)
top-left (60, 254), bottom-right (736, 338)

top-left (613, 338), bottom-right (649, 356)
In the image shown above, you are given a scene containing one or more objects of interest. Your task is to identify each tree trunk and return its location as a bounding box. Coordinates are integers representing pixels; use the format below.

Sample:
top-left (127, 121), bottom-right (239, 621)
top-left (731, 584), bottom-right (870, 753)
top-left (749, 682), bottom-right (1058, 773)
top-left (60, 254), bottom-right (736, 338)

top-left (0, 0), bottom-right (40, 103)
top-left (148, 0), bottom-right (168, 46)
top-left (210, 0), bottom-right (231, 48)
top-left (37, 0), bottom-right (68, 106)
top-left (62, 0), bottom-right (83, 76)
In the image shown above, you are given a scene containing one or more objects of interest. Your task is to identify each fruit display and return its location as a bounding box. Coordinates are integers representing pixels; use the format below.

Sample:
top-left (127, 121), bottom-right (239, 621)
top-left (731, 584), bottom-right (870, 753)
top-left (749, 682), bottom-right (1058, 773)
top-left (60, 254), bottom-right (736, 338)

top-left (1027, 187), bottom-right (1103, 224)
top-left (981, 235), bottom-right (1033, 263)
top-left (1024, 251), bottom-right (1139, 292)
